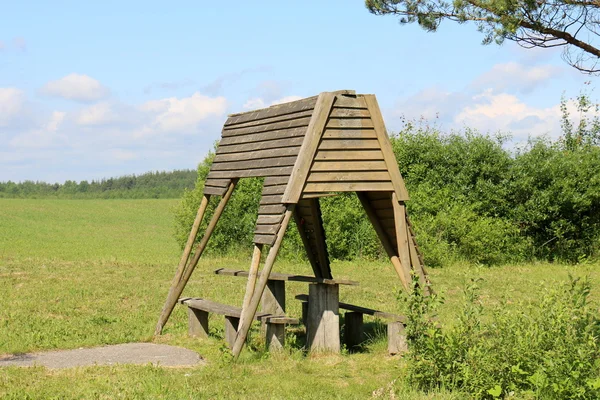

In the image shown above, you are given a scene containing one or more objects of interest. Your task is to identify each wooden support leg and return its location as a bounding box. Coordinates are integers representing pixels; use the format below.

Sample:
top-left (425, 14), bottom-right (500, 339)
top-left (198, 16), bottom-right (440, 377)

top-left (239, 244), bottom-right (263, 328)
top-left (232, 205), bottom-right (295, 360)
top-left (188, 308), bottom-right (209, 338)
top-left (357, 192), bottom-right (410, 292)
top-left (301, 301), bottom-right (309, 327)
top-left (265, 322), bottom-right (285, 351)
top-left (344, 312), bottom-right (364, 350)
top-left (155, 181), bottom-right (237, 335)
top-left (225, 316), bottom-right (240, 349)
top-left (306, 283), bottom-right (340, 353)
top-left (262, 280), bottom-right (286, 314)
top-left (387, 322), bottom-right (408, 355)
top-left (392, 194), bottom-right (413, 286)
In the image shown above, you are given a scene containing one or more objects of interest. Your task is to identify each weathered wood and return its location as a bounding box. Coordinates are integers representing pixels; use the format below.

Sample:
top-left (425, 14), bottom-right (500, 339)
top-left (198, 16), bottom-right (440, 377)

top-left (387, 321), bottom-right (408, 355)
top-left (357, 192), bottom-right (410, 291)
top-left (263, 176), bottom-right (290, 186)
top-left (294, 205), bottom-right (323, 279)
top-left (261, 185), bottom-right (287, 195)
top-left (262, 280), bottom-right (286, 335)
top-left (224, 109), bottom-right (313, 130)
top-left (306, 283), bottom-right (340, 353)
top-left (212, 156), bottom-right (297, 172)
top-left (233, 206), bottom-right (295, 359)
top-left (214, 268), bottom-right (358, 285)
top-left (225, 316), bottom-right (240, 349)
top-left (180, 298), bottom-right (268, 320)
top-left (207, 166), bottom-right (293, 179)
top-left (325, 118), bottom-right (374, 129)
top-left (295, 294), bottom-right (405, 322)
top-left (344, 312), bottom-right (364, 350)
top-left (308, 198), bottom-right (332, 279)
top-left (253, 234), bottom-right (276, 245)
top-left (301, 301), bottom-right (309, 327)
top-left (265, 322), bottom-right (285, 351)
top-left (254, 224), bottom-right (280, 235)
top-left (222, 117), bottom-right (311, 137)
top-left (313, 150), bottom-right (384, 161)
top-left (364, 95), bottom-right (410, 201)
top-left (318, 139), bottom-right (381, 150)
top-left (393, 195), bottom-right (412, 287)
top-left (213, 147), bottom-right (300, 163)
top-left (259, 194), bottom-right (284, 205)
top-left (407, 222), bottom-right (430, 295)
top-left (203, 186), bottom-right (227, 195)
top-left (332, 95), bottom-right (367, 109)
top-left (175, 195), bottom-right (209, 287)
top-left (322, 129), bottom-right (376, 139)
top-left (217, 137), bottom-right (304, 154)
top-left (155, 181), bottom-right (236, 335)
top-left (304, 182), bottom-right (394, 193)
top-left (203, 178), bottom-right (231, 188)
top-left (219, 127), bottom-right (307, 146)
top-left (239, 244), bottom-right (263, 330)
top-left (310, 160), bottom-right (388, 171)
top-left (257, 214), bottom-right (284, 225)
top-left (282, 92), bottom-right (336, 203)
top-left (370, 198), bottom-right (392, 210)
top-left (307, 171), bottom-right (391, 182)
top-left (226, 96), bottom-right (317, 126)
top-left (328, 108), bottom-right (371, 118)
top-left (257, 204), bottom-right (287, 215)
top-left (188, 307), bottom-right (209, 338)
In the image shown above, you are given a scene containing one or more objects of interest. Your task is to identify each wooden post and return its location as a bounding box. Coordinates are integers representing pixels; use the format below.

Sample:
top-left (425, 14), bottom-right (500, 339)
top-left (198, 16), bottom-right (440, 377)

top-left (301, 301), bottom-right (309, 328)
top-left (357, 192), bottom-right (410, 291)
top-left (265, 321), bottom-right (285, 351)
top-left (232, 205), bottom-right (294, 360)
top-left (306, 283), bottom-right (340, 353)
top-left (176, 195), bottom-right (210, 285)
top-left (308, 198), bottom-right (332, 279)
top-left (344, 312), bottom-right (364, 350)
top-left (392, 194), bottom-right (412, 287)
top-left (239, 244), bottom-right (263, 327)
top-left (261, 280), bottom-right (286, 331)
top-left (293, 208), bottom-right (323, 279)
top-left (224, 316), bottom-right (240, 349)
top-left (155, 180), bottom-right (237, 335)
top-left (188, 308), bottom-right (209, 338)
top-left (388, 322), bottom-right (408, 355)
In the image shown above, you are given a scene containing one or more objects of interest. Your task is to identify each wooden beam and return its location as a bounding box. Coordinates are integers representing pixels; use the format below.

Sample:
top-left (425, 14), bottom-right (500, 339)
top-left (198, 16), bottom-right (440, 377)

top-left (309, 198), bottom-right (332, 279)
top-left (357, 192), bottom-right (410, 292)
top-left (392, 194), bottom-right (412, 288)
top-left (363, 95), bottom-right (410, 201)
top-left (238, 244), bottom-right (263, 329)
top-left (293, 206), bottom-right (323, 279)
top-left (232, 205), bottom-right (295, 359)
top-left (282, 92), bottom-right (336, 203)
top-left (154, 180), bottom-right (237, 335)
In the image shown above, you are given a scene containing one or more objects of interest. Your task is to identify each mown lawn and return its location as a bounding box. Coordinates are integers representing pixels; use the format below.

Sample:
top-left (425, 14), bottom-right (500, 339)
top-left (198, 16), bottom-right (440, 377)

top-left (1, 198), bottom-right (598, 399)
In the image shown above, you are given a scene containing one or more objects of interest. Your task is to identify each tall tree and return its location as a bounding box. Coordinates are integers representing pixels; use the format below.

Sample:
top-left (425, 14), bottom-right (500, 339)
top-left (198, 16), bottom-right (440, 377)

top-left (366, 0), bottom-right (600, 73)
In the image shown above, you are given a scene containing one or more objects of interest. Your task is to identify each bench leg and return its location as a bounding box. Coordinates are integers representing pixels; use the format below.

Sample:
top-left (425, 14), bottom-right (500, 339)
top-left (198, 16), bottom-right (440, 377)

top-left (188, 308), bottom-right (209, 338)
top-left (387, 321), bottom-right (408, 355)
top-left (306, 283), bottom-right (340, 353)
top-left (225, 316), bottom-right (240, 349)
top-left (301, 301), bottom-right (308, 328)
top-left (265, 322), bottom-right (285, 351)
top-left (344, 312), bottom-right (364, 350)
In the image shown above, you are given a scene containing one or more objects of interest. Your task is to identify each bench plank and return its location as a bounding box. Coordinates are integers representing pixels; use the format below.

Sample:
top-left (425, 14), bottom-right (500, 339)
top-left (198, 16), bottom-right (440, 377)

top-left (294, 294), bottom-right (405, 323)
top-left (214, 268), bottom-right (359, 286)
top-left (179, 297), bottom-right (298, 324)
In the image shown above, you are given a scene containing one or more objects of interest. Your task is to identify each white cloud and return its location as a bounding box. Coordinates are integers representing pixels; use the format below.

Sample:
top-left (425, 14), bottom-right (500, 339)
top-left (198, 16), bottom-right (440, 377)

top-left (138, 92), bottom-right (227, 135)
top-left (76, 102), bottom-right (120, 126)
top-left (41, 73), bottom-right (110, 102)
top-left (10, 111), bottom-right (68, 148)
top-left (0, 88), bottom-right (26, 127)
top-left (472, 62), bottom-right (562, 93)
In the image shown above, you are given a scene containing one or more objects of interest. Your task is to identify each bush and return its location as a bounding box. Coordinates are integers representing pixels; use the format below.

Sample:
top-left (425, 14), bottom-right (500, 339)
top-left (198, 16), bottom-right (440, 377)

top-left (404, 276), bottom-right (600, 399)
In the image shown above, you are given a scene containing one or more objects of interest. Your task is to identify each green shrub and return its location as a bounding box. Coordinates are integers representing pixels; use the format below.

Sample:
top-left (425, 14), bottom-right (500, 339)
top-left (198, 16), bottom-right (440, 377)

top-left (404, 276), bottom-right (600, 399)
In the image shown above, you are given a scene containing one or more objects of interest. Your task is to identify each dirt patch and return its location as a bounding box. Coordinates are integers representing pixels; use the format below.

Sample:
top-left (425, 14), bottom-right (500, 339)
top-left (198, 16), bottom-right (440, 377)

top-left (0, 343), bottom-right (204, 368)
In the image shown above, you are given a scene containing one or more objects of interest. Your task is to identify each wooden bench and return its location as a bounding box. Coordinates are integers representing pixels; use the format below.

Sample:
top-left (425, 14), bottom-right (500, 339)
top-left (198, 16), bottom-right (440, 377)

top-left (295, 294), bottom-right (407, 355)
top-left (178, 297), bottom-right (299, 350)
top-left (215, 268), bottom-right (359, 353)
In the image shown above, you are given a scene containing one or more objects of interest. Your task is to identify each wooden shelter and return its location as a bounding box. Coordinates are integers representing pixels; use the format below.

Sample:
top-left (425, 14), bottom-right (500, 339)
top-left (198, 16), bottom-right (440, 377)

top-left (155, 90), bottom-right (429, 358)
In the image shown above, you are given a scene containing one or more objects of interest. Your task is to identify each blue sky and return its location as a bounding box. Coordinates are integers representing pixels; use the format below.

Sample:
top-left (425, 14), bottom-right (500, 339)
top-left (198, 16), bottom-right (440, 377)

top-left (0, 0), bottom-right (592, 183)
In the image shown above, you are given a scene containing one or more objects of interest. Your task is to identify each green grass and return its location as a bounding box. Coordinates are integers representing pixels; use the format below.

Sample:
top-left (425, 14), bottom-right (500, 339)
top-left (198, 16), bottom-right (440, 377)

top-left (1, 198), bottom-right (598, 399)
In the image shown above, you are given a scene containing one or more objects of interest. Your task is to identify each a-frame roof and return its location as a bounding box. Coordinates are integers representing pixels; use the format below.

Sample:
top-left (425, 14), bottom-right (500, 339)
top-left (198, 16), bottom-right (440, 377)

top-left (203, 90), bottom-right (409, 246)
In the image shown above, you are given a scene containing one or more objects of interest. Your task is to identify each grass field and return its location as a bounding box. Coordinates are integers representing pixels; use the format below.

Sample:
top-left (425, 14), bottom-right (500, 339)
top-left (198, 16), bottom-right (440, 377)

top-left (1, 198), bottom-right (598, 399)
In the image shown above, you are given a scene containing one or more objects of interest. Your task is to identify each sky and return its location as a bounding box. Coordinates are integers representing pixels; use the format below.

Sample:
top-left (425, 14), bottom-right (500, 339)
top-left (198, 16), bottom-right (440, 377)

top-left (0, 0), bottom-right (593, 183)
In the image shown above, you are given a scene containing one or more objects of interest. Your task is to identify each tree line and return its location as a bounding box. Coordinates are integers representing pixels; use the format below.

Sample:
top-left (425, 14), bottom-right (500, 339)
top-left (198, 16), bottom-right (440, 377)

top-left (0, 169), bottom-right (197, 199)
